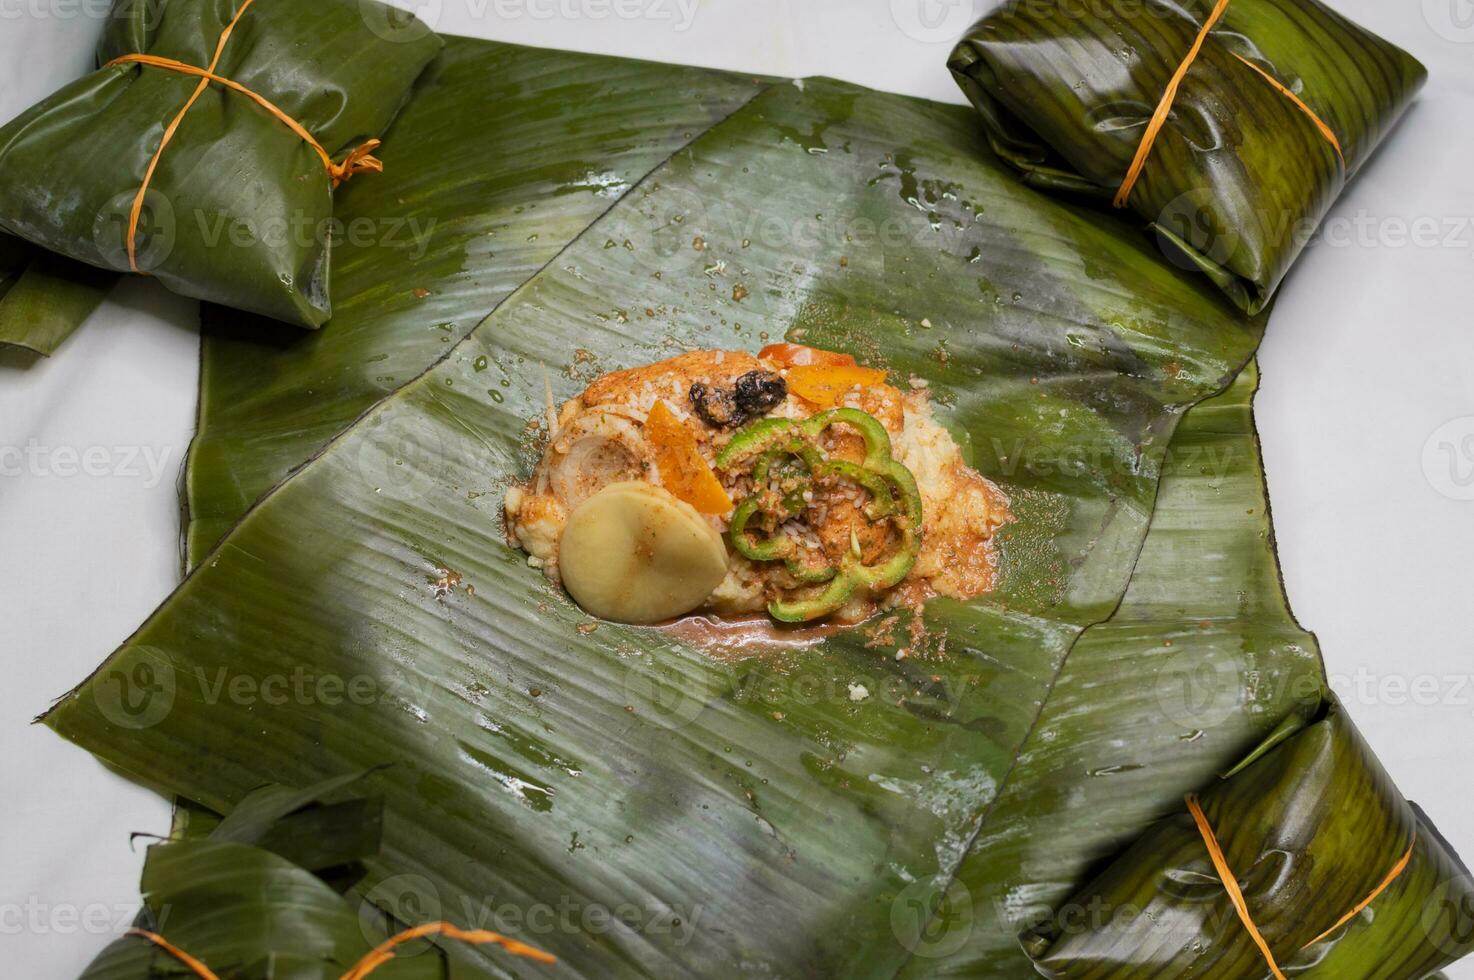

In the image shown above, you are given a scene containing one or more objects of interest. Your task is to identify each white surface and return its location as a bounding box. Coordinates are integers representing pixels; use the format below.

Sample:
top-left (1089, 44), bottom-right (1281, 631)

top-left (2, 1), bottom-right (1471, 976)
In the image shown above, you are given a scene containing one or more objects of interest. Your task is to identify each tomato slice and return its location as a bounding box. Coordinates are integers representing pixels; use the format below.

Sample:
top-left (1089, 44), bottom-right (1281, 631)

top-left (758, 343), bottom-right (857, 368)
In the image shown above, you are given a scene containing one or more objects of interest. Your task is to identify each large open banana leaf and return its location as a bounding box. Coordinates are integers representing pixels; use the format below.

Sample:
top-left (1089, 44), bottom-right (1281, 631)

top-left (43, 30), bottom-right (1466, 979)
top-left (44, 62), bottom-right (1278, 977)
top-left (184, 38), bottom-right (765, 564)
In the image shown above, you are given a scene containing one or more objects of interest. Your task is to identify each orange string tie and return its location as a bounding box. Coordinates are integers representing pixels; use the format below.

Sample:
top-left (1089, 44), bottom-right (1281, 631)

top-left (128, 920), bottom-right (556, 980)
top-left (1184, 793), bottom-right (1418, 980)
top-left (126, 929), bottom-right (222, 980)
top-left (329, 139), bottom-right (385, 185)
top-left (1115, 0), bottom-right (1343, 208)
top-left (1231, 54), bottom-right (1344, 167)
top-left (102, 0), bottom-right (383, 273)
top-left (341, 921), bottom-right (558, 980)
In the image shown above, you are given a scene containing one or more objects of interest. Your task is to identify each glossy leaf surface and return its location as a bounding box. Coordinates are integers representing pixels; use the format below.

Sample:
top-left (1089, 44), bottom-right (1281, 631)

top-left (45, 35), bottom-right (1465, 980)
top-left (47, 67), bottom-right (1269, 977)
top-left (0, 0), bottom-right (442, 327)
top-left (949, 0), bottom-right (1426, 312)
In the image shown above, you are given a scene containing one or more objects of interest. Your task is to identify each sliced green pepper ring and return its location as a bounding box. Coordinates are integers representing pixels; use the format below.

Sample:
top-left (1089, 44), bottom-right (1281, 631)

top-left (718, 408), bottom-right (923, 622)
top-left (728, 496), bottom-right (837, 584)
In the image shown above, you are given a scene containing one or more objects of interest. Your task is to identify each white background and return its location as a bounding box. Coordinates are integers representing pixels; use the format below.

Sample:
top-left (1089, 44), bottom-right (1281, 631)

top-left (2, 1), bottom-right (1471, 976)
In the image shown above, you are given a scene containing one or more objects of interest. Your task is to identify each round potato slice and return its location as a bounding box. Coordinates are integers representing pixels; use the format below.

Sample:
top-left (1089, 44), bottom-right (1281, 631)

top-left (559, 481), bottom-right (728, 624)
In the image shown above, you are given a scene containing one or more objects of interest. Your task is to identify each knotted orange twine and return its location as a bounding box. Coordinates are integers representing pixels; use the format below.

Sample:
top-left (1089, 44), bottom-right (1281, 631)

top-left (127, 921), bottom-right (557, 979)
top-left (1114, 0), bottom-right (1344, 209)
top-left (1185, 793), bottom-right (1417, 979)
top-left (103, 0), bottom-right (384, 272)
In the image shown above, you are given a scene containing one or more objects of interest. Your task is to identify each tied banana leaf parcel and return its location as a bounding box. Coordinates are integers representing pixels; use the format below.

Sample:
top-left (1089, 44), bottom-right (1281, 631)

top-left (0, 0), bottom-right (441, 330)
top-left (949, 0), bottom-right (1426, 314)
top-left (1022, 700), bottom-right (1474, 979)
top-left (39, 33), bottom-right (1469, 980)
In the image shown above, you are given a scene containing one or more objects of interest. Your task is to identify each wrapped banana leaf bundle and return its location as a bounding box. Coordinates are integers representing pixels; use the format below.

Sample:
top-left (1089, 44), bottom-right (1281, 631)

top-left (0, 0), bottom-right (441, 329)
top-left (78, 774), bottom-right (554, 979)
top-left (949, 0), bottom-right (1427, 312)
top-left (1024, 701), bottom-right (1474, 978)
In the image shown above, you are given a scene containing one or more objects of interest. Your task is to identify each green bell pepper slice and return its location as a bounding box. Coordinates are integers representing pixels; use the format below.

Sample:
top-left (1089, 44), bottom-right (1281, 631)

top-left (718, 408), bottom-right (924, 622)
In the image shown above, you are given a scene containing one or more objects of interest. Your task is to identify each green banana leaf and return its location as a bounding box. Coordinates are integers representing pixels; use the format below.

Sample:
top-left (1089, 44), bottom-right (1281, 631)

top-left (44, 33), bottom-right (1463, 980)
top-left (1023, 700), bottom-right (1474, 977)
top-left (901, 363), bottom-right (1471, 978)
top-left (0, 234), bottom-right (115, 356)
top-left (78, 775), bottom-right (501, 980)
top-left (45, 62), bottom-right (1279, 977)
top-left (0, 0), bottom-right (441, 329)
top-left (949, 0), bottom-right (1426, 313)
top-left (184, 38), bottom-right (766, 565)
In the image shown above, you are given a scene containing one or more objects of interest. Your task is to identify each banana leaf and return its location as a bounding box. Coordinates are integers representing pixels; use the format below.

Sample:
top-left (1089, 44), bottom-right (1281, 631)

top-left (78, 775), bottom-right (499, 980)
top-left (0, 0), bottom-right (441, 329)
top-left (0, 234), bottom-right (116, 356)
top-left (42, 36), bottom-right (1466, 980)
top-left (44, 65), bottom-right (1278, 977)
top-left (900, 362), bottom-right (1470, 978)
top-left (184, 38), bottom-right (766, 564)
top-left (949, 0), bottom-right (1426, 313)
top-left (1022, 700), bottom-right (1474, 977)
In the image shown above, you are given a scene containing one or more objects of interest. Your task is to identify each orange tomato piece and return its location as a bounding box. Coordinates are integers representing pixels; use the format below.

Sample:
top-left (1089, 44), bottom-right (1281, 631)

top-left (785, 364), bottom-right (889, 407)
top-left (645, 400), bottom-right (734, 514)
top-left (758, 343), bottom-right (857, 368)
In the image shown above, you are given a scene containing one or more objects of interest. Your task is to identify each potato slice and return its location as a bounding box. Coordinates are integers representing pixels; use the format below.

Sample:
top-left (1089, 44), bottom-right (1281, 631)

top-left (558, 481), bottom-right (728, 624)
